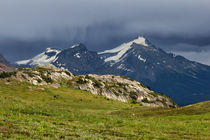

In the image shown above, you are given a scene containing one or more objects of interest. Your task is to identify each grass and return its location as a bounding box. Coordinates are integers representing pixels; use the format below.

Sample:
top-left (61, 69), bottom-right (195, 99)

top-left (0, 80), bottom-right (209, 139)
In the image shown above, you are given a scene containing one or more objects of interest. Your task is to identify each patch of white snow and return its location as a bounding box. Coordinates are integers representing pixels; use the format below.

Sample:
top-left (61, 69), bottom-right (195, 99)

top-left (98, 36), bottom-right (149, 64)
top-left (74, 53), bottom-right (81, 58)
top-left (137, 55), bottom-right (146, 63)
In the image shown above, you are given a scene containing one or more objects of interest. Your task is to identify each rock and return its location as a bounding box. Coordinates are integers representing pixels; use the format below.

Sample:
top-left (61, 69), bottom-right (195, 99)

top-left (4, 65), bottom-right (177, 108)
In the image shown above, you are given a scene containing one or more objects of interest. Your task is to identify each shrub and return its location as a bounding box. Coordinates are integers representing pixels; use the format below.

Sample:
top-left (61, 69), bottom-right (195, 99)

top-left (93, 81), bottom-right (102, 88)
top-left (76, 78), bottom-right (87, 84)
top-left (41, 73), bottom-right (53, 83)
top-left (129, 92), bottom-right (138, 101)
top-left (123, 86), bottom-right (127, 91)
top-left (142, 98), bottom-right (154, 103)
top-left (117, 82), bottom-right (125, 87)
top-left (146, 85), bottom-right (151, 90)
top-left (0, 71), bottom-right (17, 78)
top-left (149, 92), bottom-right (158, 97)
top-left (113, 90), bottom-right (120, 96)
top-left (66, 80), bottom-right (73, 87)
top-left (23, 70), bottom-right (34, 77)
top-left (123, 93), bottom-right (127, 96)
top-left (21, 74), bottom-right (27, 79)
top-left (85, 75), bottom-right (102, 88)
top-left (17, 67), bottom-right (23, 71)
top-left (118, 89), bottom-right (122, 93)
top-left (27, 72), bottom-right (34, 77)
top-left (85, 75), bottom-right (91, 79)
top-left (160, 98), bottom-right (167, 106)
top-left (141, 98), bottom-right (150, 103)
top-left (64, 71), bottom-right (71, 76)
top-left (37, 79), bottom-right (42, 83)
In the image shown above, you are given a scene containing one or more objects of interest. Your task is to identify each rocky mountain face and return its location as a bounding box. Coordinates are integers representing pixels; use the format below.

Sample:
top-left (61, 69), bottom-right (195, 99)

top-left (0, 53), bottom-right (14, 71)
top-left (52, 44), bottom-right (108, 75)
top-left (15, 37), bottom-right (210, 106)
top-left (17, 44), bottom-right (108, 75)
top-left (0, 64), bottom-right (177, 108)
top-left (99, 37), bottom-right (210, 106)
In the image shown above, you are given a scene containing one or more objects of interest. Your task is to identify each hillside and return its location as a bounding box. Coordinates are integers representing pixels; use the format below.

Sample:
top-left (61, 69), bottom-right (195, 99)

top-left (0, 80), bottom-right (209, 139)
top-left (0, 64), bottom-right (176, 108)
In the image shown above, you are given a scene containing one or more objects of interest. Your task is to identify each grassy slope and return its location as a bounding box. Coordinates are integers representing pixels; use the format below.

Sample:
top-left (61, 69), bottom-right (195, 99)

top-left (0, 81), bottom-right (209, 139)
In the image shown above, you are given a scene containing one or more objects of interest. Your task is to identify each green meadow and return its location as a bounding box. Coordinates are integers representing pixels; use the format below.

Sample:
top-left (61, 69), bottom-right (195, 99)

top-left (0, 81), bottom-right (209, 139)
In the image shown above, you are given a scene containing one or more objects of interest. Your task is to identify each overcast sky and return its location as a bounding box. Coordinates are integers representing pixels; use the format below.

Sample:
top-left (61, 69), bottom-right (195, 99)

top-left (0, 0), bottom-right (210, 65)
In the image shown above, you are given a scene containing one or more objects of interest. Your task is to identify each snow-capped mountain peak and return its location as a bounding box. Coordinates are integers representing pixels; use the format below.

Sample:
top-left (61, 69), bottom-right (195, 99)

top-left (98, 36), bottom-right (149, 64)
top-left (132, 36), bottom-right (149, 47)
top-left (16, 48), bottom-right (61, 66)
top-left (46, 48), bottom-right (60, 53)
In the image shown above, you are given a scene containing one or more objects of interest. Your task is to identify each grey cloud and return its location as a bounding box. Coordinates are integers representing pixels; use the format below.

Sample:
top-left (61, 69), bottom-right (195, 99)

top-left (173, 49), bottom-right (210, 66)
top-left (0, 0), bottom-right (210, 64)
top-left (0, 0), bottom-right (210, 39)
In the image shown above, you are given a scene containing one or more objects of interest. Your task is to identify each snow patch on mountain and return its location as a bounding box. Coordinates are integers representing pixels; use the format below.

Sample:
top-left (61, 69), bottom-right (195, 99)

top-left (16, 48), bottom-right (61, 66)
top-left (16, 60), bottom-right (31, 65)
top-left (98, 37), bottom-right (149, 64)
top-left (74, 53), bottom-right (81, 58)
top-left (70, 44), bottom-right (80, 49)
top-left (117, 64), bottom-right (133, 72)
top-left (138, 55), bottom-right (146, 63)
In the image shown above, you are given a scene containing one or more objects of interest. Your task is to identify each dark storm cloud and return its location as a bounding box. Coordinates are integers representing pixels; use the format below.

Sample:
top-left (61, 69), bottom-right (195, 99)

top-left (0, 0), bottom-right (210, 64)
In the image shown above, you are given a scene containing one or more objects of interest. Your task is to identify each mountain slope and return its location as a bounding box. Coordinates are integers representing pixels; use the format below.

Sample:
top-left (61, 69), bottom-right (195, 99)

top-left (16, 48), bottom-right (61, 66)
top-left (0, 53), bottom-right (14, 71)
top-left (16, 44), bottom-right (108, 75)
top-left (99, 37), bottom-right (210, 106)
top-left (52, 44), bottom-right (108, 75)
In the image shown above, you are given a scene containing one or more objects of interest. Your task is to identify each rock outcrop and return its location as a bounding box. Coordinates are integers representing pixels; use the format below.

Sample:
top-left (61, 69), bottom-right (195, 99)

top-left (0, 64), bottom-right (177, 108)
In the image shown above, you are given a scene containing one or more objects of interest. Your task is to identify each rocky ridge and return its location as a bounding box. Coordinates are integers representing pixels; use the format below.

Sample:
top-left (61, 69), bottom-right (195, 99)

top-left (0, 64), bottom-right (177, 108)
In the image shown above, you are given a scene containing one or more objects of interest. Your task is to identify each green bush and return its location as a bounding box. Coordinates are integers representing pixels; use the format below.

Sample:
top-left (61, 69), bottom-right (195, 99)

top-left (85, 75), bottom-right (102, 88)
top-left (113, 91), bottom-right (120, 96)
top-left (149, 92), bottom-right (158, 97)
top-left (17, 67), bottom-right (23, 71)
top-left (64, 71), bottom-right (71, 76)
top-left (21, 74), bottom-right (27, 79)
top-left (93, 81), bottom-right (102, 88)
top-left (37, 79), bottom-right (42, 83)
top-left (23, 70), bottom-right (35, 77)
top-left (41, 73), bottom-right (53, 83)
top-left (142, 98), bottom-right (154, 103)
top-left (160, 98), bottom-right (167, 106)
top-left (129, 92), bottom-right (138, 101)
top-left (76, 78), bottom-right (87, 84)
top-left (66, 80), bottom-right (73, 87)
top-left (0, 71), bottom-right (17, 78)
top-left (117, 82), bottom-right (125, 87)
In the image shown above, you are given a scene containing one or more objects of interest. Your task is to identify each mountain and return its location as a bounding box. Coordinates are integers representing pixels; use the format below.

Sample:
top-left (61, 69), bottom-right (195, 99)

top-left (99, 37), bottom-right (210, 106)
top-left (15, 37), bottom-right (210, 106)
top-left (16, 48), bottom-right (61, 67)
top-left (0, 53), bottom-right (14, 71)
top-left (17, 44), bottom-right (108, 75)
top-left (52, 44), bottom-right (108, 74)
